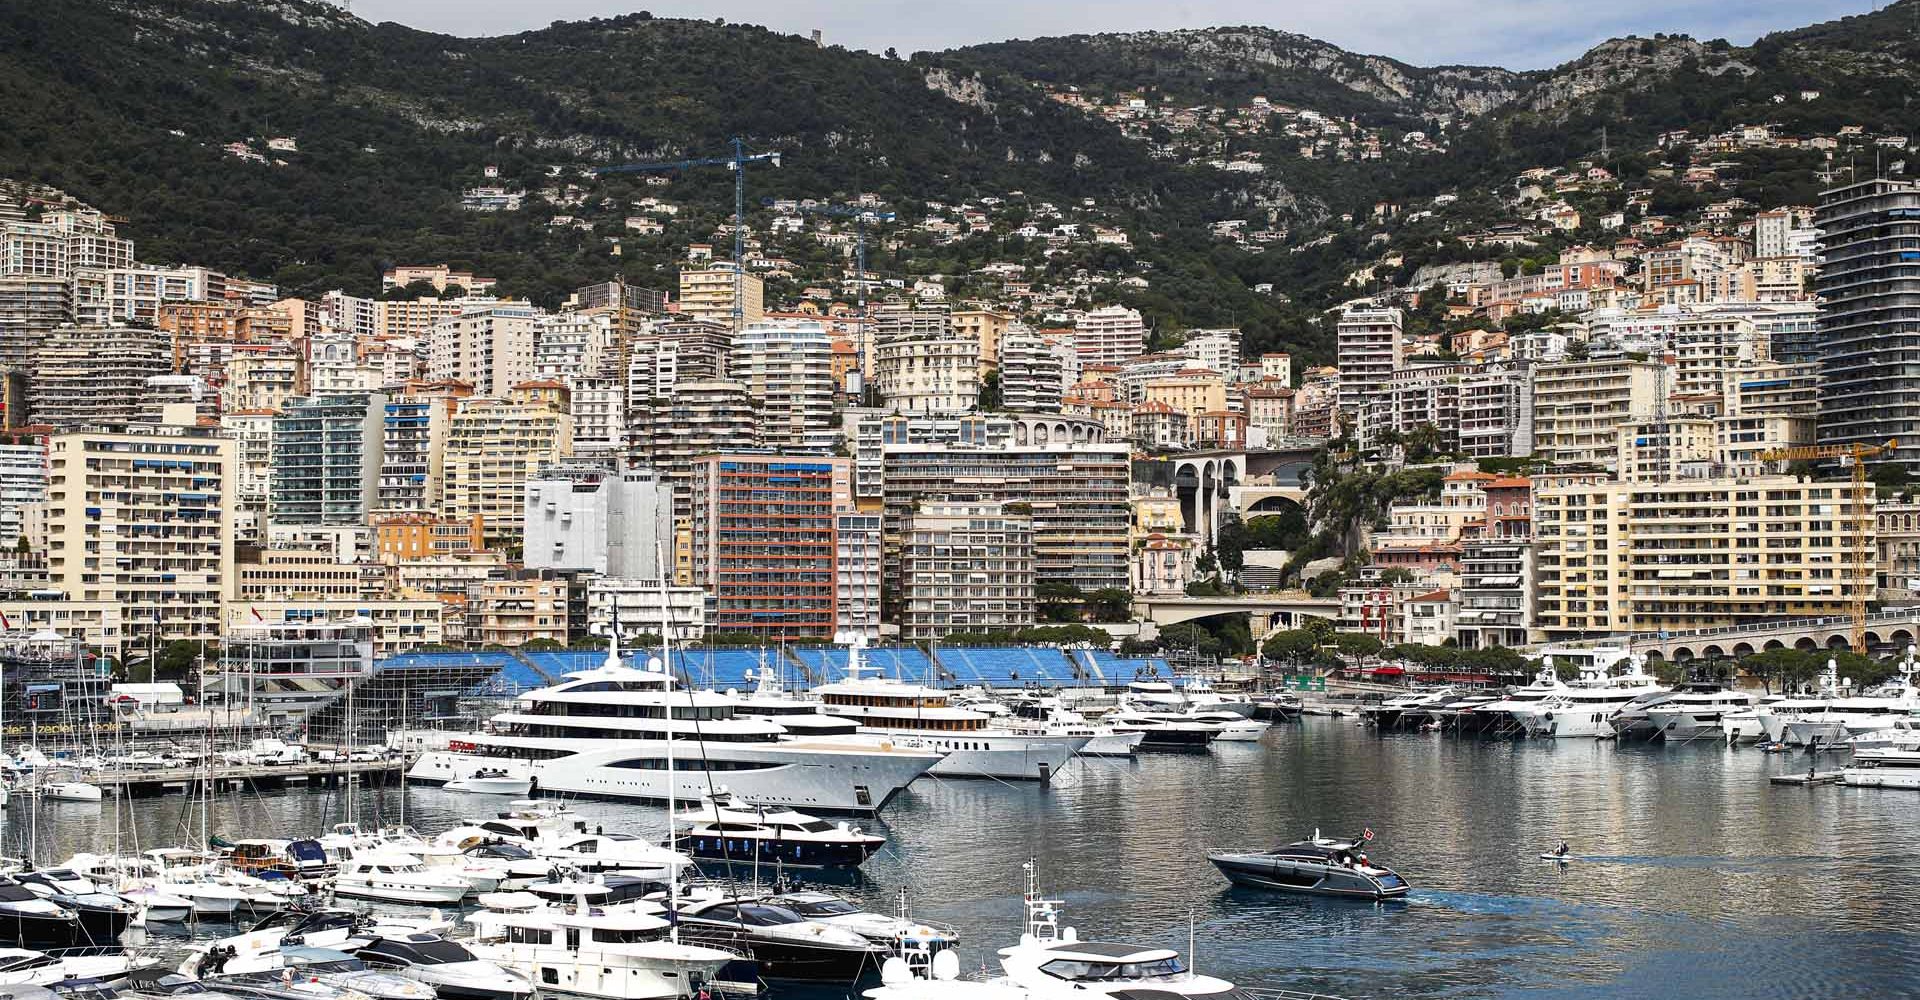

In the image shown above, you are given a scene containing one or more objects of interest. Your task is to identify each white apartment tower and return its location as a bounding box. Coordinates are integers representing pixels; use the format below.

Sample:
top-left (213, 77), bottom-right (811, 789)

top-left (428, 303), bottom-right (540, 396)
top-left (1335, 306), bottom-right (1404, 419)
top-left (729, 320), bottom-right (837, 451)
top-left (1074, 305), bottom-right (1148, 366)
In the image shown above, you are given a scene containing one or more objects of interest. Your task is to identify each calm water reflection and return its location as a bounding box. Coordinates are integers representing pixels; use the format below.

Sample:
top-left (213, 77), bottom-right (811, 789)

top-left (12, 720), bottom-right (1918, 999)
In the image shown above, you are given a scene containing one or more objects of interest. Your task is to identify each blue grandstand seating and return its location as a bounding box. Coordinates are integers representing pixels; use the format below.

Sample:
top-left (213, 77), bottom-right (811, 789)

top-left (935, 647), bottom-right (1089, 687)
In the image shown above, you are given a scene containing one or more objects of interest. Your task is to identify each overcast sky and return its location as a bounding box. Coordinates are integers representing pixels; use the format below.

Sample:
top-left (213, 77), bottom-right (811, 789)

top-left (346, 0), bottom-right (1874, 69)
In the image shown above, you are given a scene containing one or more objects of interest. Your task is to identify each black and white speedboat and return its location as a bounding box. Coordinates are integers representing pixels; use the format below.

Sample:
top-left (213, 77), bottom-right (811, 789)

top-left (764, 891), bottom-right (957, 951)
top-left (353, 933), bottom-right (535, 1000)
top-left (674, 791), bottom-right (885, 870)
top-left (674, 894), bottom-right (885, 983)
top-left (0, 879), bottom-right (82, 949)
top-left (14, 871), bottom-right (137, 947)
top-left (1207, 831), bottom-right (1409, 900)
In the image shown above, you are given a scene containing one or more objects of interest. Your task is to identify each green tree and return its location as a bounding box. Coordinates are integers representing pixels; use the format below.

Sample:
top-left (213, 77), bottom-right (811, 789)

top-left (1262, 628), bottom-right (1319, 662)
top-left (1332, 632), bottom-right (1383, 658)
top-left (1087, 588), bottom-right (1133, 623)
top-left (977, 371), bottom-right (1003, 411)
top-left (1037, 581), bottom-right (1086, 622)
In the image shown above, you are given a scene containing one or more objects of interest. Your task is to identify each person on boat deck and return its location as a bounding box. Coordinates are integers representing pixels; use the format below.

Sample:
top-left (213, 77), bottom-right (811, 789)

top-left (1555, 841), bottom-right (1569, 857)
top-left (1357, 853), bottom-right (1369, 869)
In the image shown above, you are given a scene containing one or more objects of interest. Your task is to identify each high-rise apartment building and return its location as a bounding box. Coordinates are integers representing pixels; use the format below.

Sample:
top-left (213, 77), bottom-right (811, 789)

top-left (1532, 476), bottom-right (1873, 639)
top-left (1531, 359), bottom-right (1664, 470)
top-left (1335, 306), bottom-right (1404, 418)
top-left (897, 499), bottom-right (1035, 640)
top-left (688, 454), bottom-right (851, 640)
top-left (377, 383), bottom-right (470, 515)
top-left (677, 266), bottom-right (764, 329)
top-left (729, 320), bottom-right (836, 451)
top-left (1073, 305), bottom-right (1147, 366)
top-left (269, 393), bottom-right (387, 526)
top-left (427, 303), bottom-right (539, 396)
top-left (0, 441), bottom-right (44, 548)
top-left (30, 325), bottom-right (171, 429)
top-left (835, 512), bottom-right (883, 640)
top-left (43, 413), bottom-right (235, 647)
top-left (950, 309), bottom-right (1013, 374)
top-left (997, 325), bottom-right (1069, 412)
top-left (626, 319), bottom-right (732, 402)
top-left (874, 335), bottom-right (981, 415)
top-left (0, 276), bottom-right (71, 371)
top-left (882, 421), bottom-right (1130, 594)
top-left (442, 389), bottom-right (573, 541)
top-left (1815, 178), bottom-right (1920, 467)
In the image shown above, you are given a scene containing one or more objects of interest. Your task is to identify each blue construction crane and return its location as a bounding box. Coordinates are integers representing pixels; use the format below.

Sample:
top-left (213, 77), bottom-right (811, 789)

top-left (593, 136), bottom-right (781, 326)
top-left (797, 203), bottom-right (897, 377)
top-left (797, 204), bottom-right (896, 307)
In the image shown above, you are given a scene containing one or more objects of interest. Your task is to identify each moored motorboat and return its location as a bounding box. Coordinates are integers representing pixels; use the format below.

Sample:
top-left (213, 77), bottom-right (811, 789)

top-left (352, 933), bottom-right (535, 1000)
top-left (673, 790), bottom-right (885, 869)
top-left (441, 770), bottom-right (533, 796)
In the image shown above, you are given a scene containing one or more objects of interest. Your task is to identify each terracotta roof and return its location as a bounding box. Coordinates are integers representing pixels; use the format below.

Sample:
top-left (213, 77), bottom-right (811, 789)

top-left (1409, 590), bottom-right (1452, 603)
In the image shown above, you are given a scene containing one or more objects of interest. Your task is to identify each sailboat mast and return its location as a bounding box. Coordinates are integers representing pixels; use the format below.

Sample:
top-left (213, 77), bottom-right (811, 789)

top-left (655, 544), bottom-right (679, 942)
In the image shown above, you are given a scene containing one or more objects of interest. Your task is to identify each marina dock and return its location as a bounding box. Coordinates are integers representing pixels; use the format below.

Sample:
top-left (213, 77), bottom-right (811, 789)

top-left (33, 757), bottom-right (413, 798)
top-left (1768, 771), bottom-right (1845, 786)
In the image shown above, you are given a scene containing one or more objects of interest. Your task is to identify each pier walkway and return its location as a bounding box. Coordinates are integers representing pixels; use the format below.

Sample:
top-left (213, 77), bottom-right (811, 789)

top-left (38, 757), bottom-right (412, 798)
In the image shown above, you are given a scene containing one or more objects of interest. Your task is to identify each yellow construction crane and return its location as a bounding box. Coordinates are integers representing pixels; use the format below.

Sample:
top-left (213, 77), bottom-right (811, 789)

top-left (1759, 439), bottom-right (1897, 651)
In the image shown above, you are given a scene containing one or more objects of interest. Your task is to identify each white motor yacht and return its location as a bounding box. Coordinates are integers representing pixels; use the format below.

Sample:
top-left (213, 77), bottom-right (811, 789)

top-left (1755, 657), bottom-right (1844, 743)
top-left (1845, 715), bottom-right (1920, 751)
top-left (673, 790), bottom-right (885, 870)
top-left (333, 851), bottom-right (473, 906)
top-left (142, 849), bottom-right (256, 917)
top-left (1362, 687), bottom-right (1458, 728)
top-left (1515, 657), bottom-right (1667, 738)
top-left (1781, 651), bottom-right (1920, 746)
top-left (441, 769), bottom-right (533, 796)
top-left (1101, 705), bottom-right (1219, 750)
top-left (1643, 685), bottom-right (1759, 741)
top-left (353, 932), bottom-right (536, 1000)
top-left (1175, 676), bottom-right (1256, 718)
top-left (538, 833), bottom-right (688, 880)
top-left (812, 644), bottom-right (1086, 781)
top-left (409, 649), bottom-right (940, 813)
top-left (1185, 710), bottom-right (1269, 741)
top-left (1476, 663), bottom-right (1570, 732)
top-left (0, 948), bottom-right (154, 988)
top-left (464, 892), bottom-right (738, 1000)
top-left (999, 707), bottom-right (1145, 758)
top-left (36, 782), bottom-right (102, 804)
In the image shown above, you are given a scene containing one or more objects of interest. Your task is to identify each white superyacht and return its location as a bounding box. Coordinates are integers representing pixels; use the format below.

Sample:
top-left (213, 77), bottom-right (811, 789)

top-left (812, 642), bottom-right (1088, 781)
top-left (1514, 655), bottom-right (1668, 738)
top-left (408, 639), bottom-right (941, 814)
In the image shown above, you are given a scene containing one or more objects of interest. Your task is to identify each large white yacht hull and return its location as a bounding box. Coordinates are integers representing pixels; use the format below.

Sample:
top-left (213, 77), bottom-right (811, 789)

top-left (1645, 709), bottom-right (1732, 742)
top-left (409, 738), bottom-right (938, 814)
top-left (1520, 707), bottom-right (1617, 738)
top-left (1781, 720), bottom-right (1850, 746)
top-left (891, 732), bottom-right (1087, 780)
top-left (1081, 731), bottom-right (1146, 756)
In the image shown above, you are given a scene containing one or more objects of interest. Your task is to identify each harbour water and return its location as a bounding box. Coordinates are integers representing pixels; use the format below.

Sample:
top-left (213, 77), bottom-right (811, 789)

top-left (18, 720), bottom-right (1920, 999)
